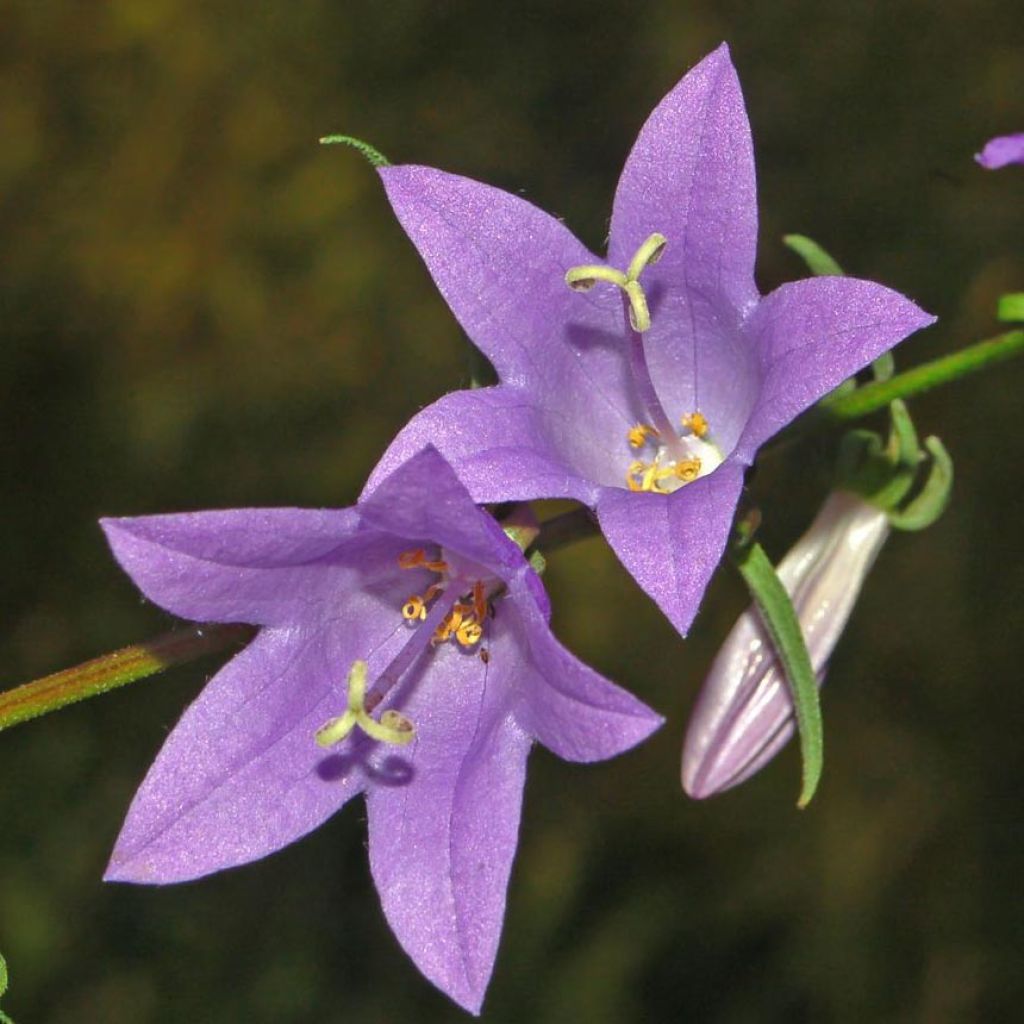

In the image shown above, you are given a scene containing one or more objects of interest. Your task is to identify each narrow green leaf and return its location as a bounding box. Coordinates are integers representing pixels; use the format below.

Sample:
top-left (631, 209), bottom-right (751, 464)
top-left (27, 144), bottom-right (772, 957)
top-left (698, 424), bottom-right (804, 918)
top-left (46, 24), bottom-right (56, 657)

top-left (997, 292), bottom-right (1024, 323)
top-left (318, 134), bottom-right (390, 167)
top-left (734, 541), bottom-right (824, 808)
top-left (783, 234), bottom-right (844, 276)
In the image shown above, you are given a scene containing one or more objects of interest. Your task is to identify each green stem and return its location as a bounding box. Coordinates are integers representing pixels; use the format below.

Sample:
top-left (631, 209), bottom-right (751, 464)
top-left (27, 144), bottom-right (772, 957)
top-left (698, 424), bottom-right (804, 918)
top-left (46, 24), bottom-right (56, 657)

top-left (535, 506), bottom-right (599, 556)
top-left (0, 624), bottom-right (254, 734)
top-left (733, 541), bottom-right (824, 808)
top-left (819, 329), bottom-right (1024, 423)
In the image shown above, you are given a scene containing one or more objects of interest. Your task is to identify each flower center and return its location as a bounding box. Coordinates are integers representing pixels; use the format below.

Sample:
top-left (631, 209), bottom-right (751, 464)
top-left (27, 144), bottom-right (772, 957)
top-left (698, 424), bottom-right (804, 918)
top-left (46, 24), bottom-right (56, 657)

top-left (314, 548), bottom-right (498, 751)
top-left (625, 411), bottom-right (724, 494)
top-left (398, 547), bottom-right (494, 651)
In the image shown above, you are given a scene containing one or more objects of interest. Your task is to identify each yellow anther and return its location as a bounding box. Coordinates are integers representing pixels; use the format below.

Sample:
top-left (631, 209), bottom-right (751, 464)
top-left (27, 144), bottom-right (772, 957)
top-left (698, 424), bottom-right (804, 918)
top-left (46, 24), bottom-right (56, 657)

top-left (315, 660), bottom-right (415, 748)
top-left (456, 619), bottom-right (484, 647)
top-left (628, 423), bottom-right (659, 449)
top-left (681, 412), bottom-right (710, 438)
top-left (432, 603), bottom-right (473, 645)
top-left (674, 458), bottom-right (702, 483)
top-left (402, 596), bottom-right (427, 621)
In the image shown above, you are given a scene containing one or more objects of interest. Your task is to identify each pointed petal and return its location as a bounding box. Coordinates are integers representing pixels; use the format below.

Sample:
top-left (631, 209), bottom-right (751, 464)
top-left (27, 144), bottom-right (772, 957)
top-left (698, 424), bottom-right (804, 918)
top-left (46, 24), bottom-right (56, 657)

top-left (608, 45), bottom-right (761, 450)
top-left (358, 445), bottom-right (526, 582)
top-left (362, 387), bottom-right (608, 507)
top-left (100, 507), bottom-right (363, 626)
top-left (610, 43), bottom-right (758, 312)
top-left (506, 578), bottom-right (663, 760)
top-left (595, 463), bottom-right (745, 637)
top-left (366, 642), bottom-right (530, 1014)
top-left (105, 627), bottom-right (373, 883)
top-left (379, 164), bottom-right (629, 384)
top-left (734, 277), bottom-right (936, 460)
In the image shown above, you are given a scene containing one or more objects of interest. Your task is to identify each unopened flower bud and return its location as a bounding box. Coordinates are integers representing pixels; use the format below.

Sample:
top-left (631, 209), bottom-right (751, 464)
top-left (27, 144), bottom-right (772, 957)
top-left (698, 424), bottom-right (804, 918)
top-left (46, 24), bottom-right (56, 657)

top-left (683, 490), bottom-right (890, 799)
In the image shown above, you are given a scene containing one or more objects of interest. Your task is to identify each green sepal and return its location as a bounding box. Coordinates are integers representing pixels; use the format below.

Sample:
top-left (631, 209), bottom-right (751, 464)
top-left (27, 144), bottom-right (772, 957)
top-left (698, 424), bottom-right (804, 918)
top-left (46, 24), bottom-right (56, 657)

top-left (319, 134), bottom-right (391, 167)
top-left (837, 400), bottom-right (922, 510)
top-left (887, 436), bottom-right (953, 531)
top-left (783, 233), bottom-right (844, 276)
top-left (732, 540), bottom-right (824, 809)
top-left (997, 293), bottom-right (1024, 324)
top-left (528, 549), bottom-right (547, 576)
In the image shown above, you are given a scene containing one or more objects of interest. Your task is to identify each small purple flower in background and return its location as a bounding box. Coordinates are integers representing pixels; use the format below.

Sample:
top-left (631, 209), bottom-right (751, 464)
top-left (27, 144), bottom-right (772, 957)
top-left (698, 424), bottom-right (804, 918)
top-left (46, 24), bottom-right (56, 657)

top-left (682, 490), bottom-right (890, 799)
top-left (365, 43), bottom-right (934, 637)
top-left (975, 132), bottom-right (1024, 169)
top-left (101, 447), bottom-right (661, 1014)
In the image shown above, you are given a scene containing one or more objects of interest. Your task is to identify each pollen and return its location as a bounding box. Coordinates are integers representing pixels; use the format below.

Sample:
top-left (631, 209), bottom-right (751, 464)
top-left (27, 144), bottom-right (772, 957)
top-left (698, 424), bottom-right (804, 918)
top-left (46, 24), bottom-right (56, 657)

top-left (681, 411), bottom-right (709, 438)
top-left (675, 458), bottom-right (702, 483)
top-left (398, 548), bottom-right (448, 574)
top-left (456, 619), bottom-right (484, 647)
top-left (628, 423), bottom-right (659, 449)
top-left (402, 596), bottom-right (427, 621)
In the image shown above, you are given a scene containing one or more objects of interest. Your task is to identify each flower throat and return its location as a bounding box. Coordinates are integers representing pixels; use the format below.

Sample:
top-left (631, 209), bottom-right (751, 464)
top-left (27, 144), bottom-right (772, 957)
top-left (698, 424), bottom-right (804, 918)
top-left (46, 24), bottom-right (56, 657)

top-left (565, 233), bottom-right (724, 493)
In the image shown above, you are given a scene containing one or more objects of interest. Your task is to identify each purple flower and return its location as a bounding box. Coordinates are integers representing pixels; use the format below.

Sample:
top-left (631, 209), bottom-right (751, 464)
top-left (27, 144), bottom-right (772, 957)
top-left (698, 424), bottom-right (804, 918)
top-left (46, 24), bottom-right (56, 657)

top-left (101, 447), bottom-right (661, 1014)
top-left (365, 44), bottom-right (933, 636)
top-left (975, 132), bottom-right (1024, 169)
top-left (682, 490), bottom-right (890, 798)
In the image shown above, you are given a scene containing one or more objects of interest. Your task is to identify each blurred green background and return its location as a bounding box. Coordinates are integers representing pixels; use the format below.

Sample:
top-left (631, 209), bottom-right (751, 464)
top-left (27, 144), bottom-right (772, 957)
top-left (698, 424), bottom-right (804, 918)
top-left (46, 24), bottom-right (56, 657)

top-left (2, 1), bottom-right (1023, 1020)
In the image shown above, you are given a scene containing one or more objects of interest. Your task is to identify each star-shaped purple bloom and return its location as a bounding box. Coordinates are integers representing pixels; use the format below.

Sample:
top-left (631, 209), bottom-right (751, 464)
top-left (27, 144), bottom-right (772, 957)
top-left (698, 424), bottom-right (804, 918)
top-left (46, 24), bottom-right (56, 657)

top-left (101, 447), bottom-right (661, 1014)
top-left (975, 132), bottom-right (1024, 169)
top-left (365, 44), bottom-right (935, 636)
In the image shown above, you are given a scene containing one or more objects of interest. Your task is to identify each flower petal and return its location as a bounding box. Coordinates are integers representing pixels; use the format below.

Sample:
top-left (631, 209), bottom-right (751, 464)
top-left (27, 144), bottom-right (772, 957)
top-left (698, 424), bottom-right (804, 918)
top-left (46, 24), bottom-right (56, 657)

top-left (506, 578), bottom-right (663, 761)
top-left (362, 387), bottom-right (604, 507)
top-left (101, 507), bottom-right (364, 626)
top-left (734, 277), bottom-right (936, 460)
top-left (608, 44), bottom-right (761, 455)
top-left (379, 164), bottom-right (627, 388)
top-left (105, 628), bottom-right (371, 883)
top-left (358, 445), bottom-right (526, 581)
top-left (366, 642), bottom-right (530, 1015)
top-left (595, 462), bottom-right (746, 637)
top-left (975, 132), bottom-right (1024, 169)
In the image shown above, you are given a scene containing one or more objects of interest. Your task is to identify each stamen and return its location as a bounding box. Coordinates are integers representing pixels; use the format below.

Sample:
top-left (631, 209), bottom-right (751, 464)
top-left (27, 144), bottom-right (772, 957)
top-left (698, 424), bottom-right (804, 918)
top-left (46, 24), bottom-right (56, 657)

top-left (681, 412), bottom-right (709, 438)
top-left (674, 458), bottom-right (702, 483)
top-left (397, 548), bottom-right (448, 574)
top-left (402, 596), bottom-right (427, 621)
top-left (472, 580), bottom-right (488, 623)
top-left (628, 423), bottom-right (659, 449)
top-left (456, 619), bottom-right (483, 647)
top-left (315, 660), bottom-right (415, 748)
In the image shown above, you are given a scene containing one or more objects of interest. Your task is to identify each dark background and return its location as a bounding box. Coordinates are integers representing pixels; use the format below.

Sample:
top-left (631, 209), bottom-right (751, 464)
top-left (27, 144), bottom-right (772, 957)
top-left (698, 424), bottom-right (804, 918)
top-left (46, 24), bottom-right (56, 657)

top-left (2, 2), bottom-right (1023, 1020)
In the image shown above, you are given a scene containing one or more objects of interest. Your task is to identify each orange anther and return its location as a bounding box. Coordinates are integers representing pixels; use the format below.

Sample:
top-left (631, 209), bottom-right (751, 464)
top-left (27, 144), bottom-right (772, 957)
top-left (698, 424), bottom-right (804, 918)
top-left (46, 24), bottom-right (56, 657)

top-left (682, 412), bottom-right (709, 438)
top-left (402, 596), bottom-right (427, 621)
top-left (398, 549), bottom-right (426, 569)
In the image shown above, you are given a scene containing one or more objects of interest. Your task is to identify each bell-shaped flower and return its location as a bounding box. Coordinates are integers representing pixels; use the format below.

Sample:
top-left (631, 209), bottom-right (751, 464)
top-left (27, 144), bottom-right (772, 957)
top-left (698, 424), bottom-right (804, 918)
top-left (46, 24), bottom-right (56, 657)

top-left (100, 447), bottom-right (661, 1014)
top-left (976, 132), bottom-right (1024, 169)
top-left (682, 490), bottom-right (889, 798)
top-left (364, 44), bottom-right (933, 636)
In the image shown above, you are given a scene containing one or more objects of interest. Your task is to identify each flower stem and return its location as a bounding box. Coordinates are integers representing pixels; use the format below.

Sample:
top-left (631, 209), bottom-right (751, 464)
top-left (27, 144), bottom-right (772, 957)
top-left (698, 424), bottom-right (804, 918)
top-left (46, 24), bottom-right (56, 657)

top-left (819, 329), bottom-right (1024, 423)
top-left (0, 624), bottom-right (254, 734)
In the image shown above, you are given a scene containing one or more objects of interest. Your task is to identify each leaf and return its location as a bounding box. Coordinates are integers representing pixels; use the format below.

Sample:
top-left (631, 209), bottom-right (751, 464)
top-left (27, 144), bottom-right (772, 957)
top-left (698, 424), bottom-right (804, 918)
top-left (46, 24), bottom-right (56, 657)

top-left (734, 541), bottom-right (824, 808)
